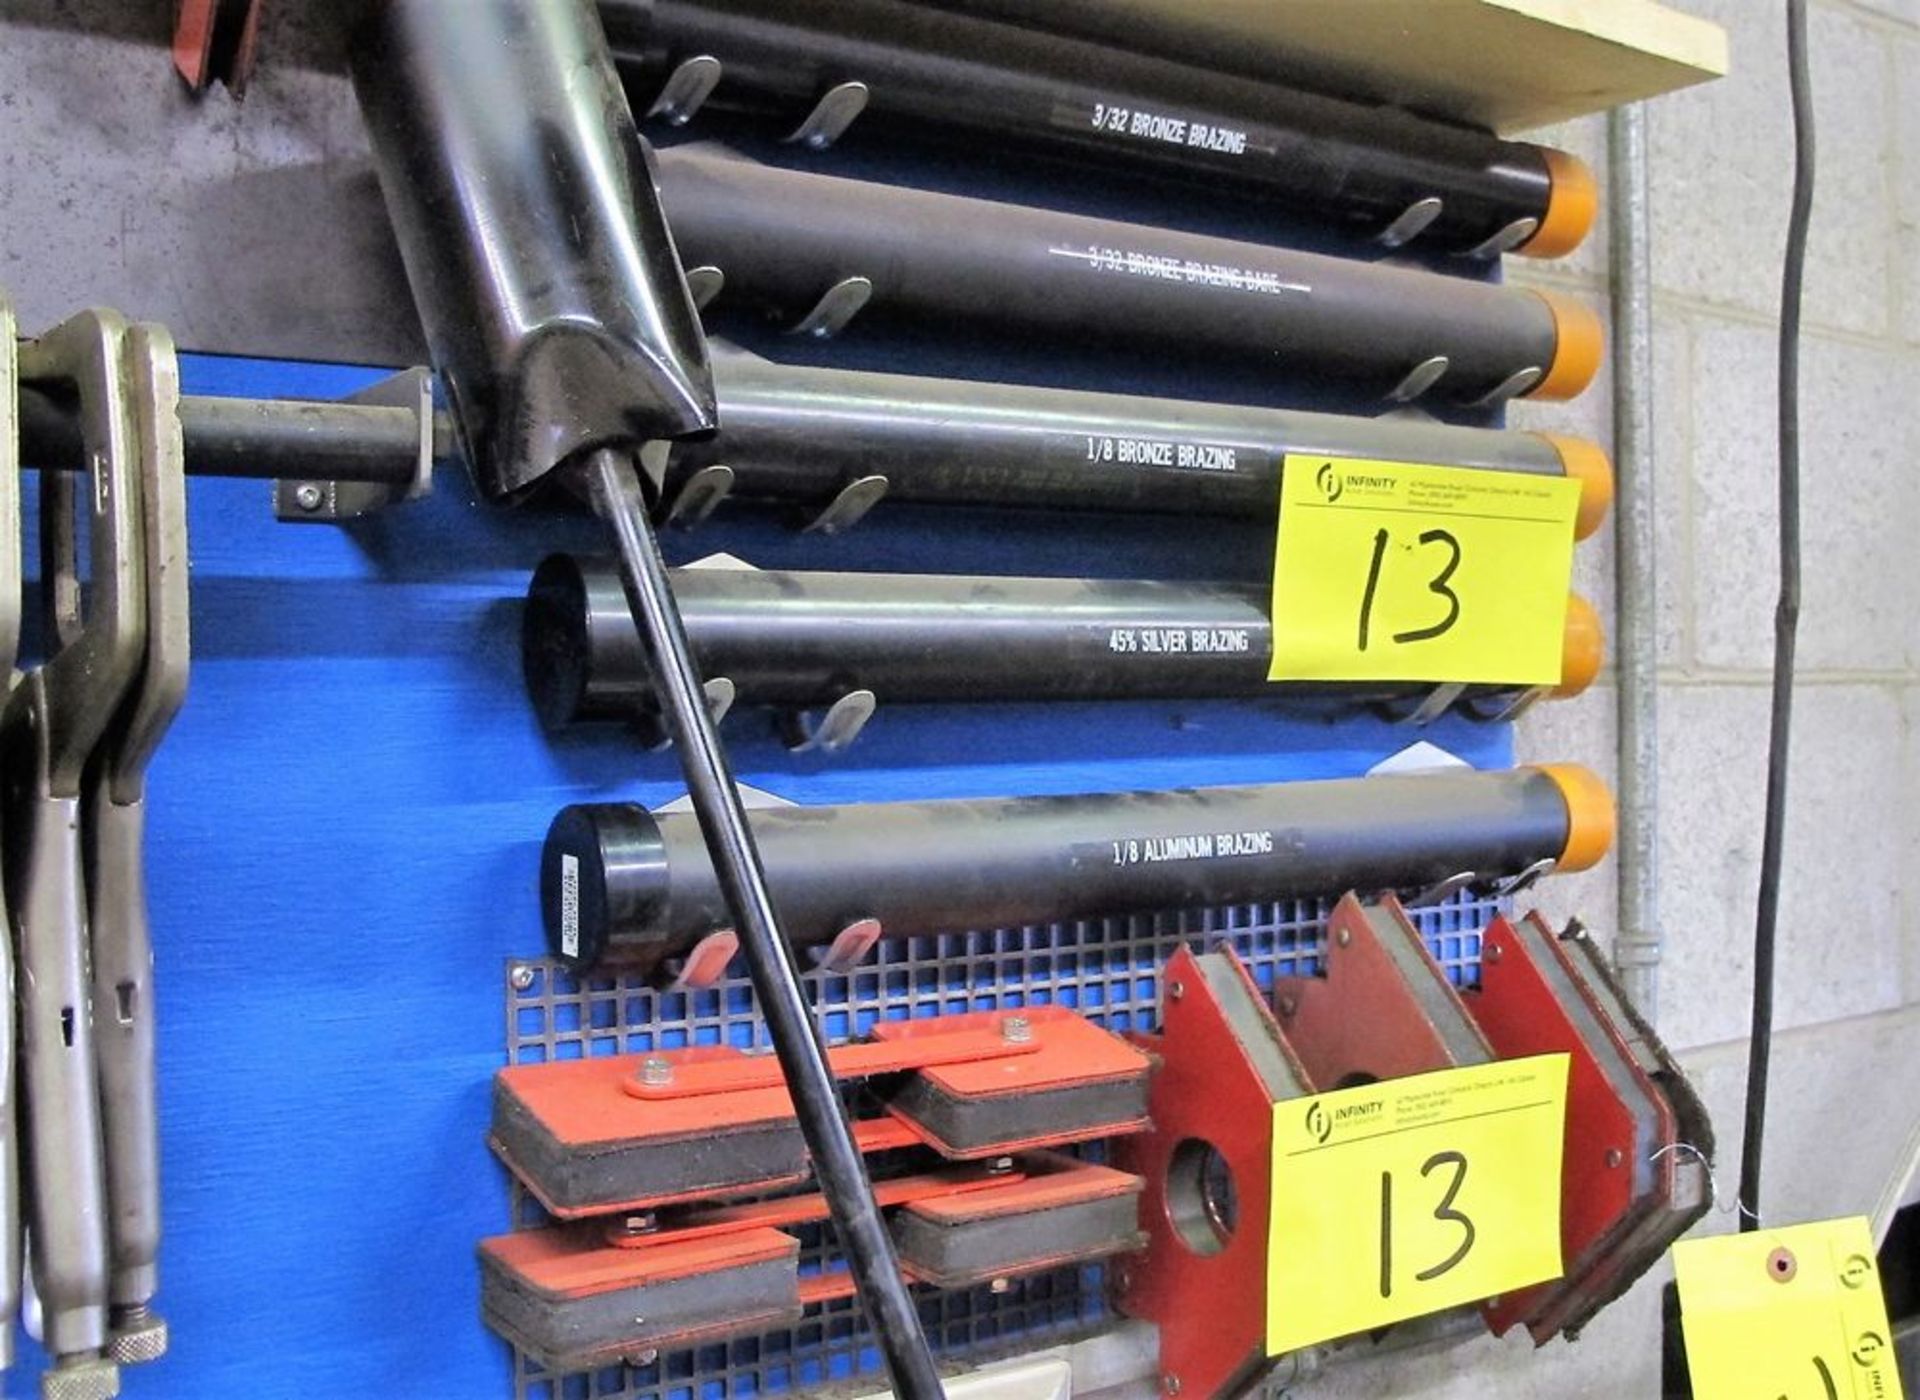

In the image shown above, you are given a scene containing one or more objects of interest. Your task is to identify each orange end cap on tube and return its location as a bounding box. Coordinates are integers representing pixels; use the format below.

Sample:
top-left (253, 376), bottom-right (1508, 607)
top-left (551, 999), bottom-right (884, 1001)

top-left (1516, 147), bottom-right (1597, 260)
top-left (1536, 763), bottom-right (1616, 873)
top-left (1540, 433), bottom-right (1615, 540)
top-left (1527, 289), bottom-right (1604, 401)
top-left (1555, 595), bottom-right (1605, 700)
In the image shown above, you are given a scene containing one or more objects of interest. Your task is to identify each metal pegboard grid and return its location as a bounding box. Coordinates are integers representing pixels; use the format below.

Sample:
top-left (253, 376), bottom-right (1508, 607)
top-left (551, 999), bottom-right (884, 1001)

top-left (504, 891), bottom-right (1497, 1400)
top-left (504, 894), bottom-right (1492, 1064)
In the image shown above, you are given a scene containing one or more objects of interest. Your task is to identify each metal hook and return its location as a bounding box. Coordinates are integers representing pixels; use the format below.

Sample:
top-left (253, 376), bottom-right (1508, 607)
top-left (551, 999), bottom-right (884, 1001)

top-left (633, 677), bottom-right (736, 752)
top-left (801, 475), bottom-right (888, 535)
top-left (1487, 685), bottom-right (1550, 723)
top-left (1375, 197), bottom-right (1444, 250)
top-left (1461, 366), bottom-right (1544, 408)
top-left (1460, 216), bottom-right (1540, 260)
top-left (782, 689), bottom-right (877, 753)
top-left (808, 918), bottom-right (885, 975)
top-left (647, 55), bottom-right (722, 125)
top-left (662, 463), bottom-right (734, 528)
top-left (784, 81), bottom-right (869, 149)
top-left (1490, 857), bottom-right (1556, 898)
top-left (1402, 683), bottom-right (1467, 727)
top-left (661, 929), bottom-right (741, 991)
top-left (683, 265), bottom-right (725, 312)
top-left (1405, 872), bottom-right (1478, 908)
top-left (1386, 355), bottom-right (1449, 404)
top-left (788, 275), bottom-right (872, 339)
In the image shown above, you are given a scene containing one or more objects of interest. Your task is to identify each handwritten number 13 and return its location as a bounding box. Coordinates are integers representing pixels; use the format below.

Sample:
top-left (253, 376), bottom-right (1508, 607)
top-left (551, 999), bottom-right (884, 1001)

top-left (1378, 1150), bottom-right (1477, 1299)
top-left (1357, 527), bottom-right (1463, 651)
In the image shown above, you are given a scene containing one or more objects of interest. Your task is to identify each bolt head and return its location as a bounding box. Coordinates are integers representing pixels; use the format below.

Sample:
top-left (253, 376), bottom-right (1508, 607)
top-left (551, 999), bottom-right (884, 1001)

top-left (1167, 980), bottom-right (1184, 1000)
top-left (509, 963), bottom-right (536, 991)
top-left (1335, 928), bottom-right (1351, 947)
top-left (293, 482), bottom-right (325, 512)
top-left (630, 1348), bottom-right (660, 1368)
top-left (1605, 1148), bottom-right (1624, 1169)
top-left (1162, 1375), bottom-right (1182, 1396)
top-left (639, 1055), bottom-right (674, 1086)
top-left (622, 1212), bottom-right (659, 1235)
top-left (1001, 1014), bottom-right (1033, 1044)
top-left (989, 1277), bottom-right (1011, 1294)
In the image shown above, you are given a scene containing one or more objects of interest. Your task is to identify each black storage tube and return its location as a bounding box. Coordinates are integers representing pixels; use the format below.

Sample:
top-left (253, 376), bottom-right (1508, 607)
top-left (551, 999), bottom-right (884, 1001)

top-left (600, 0), bottom-right (1593, 257)
top-left (20, 351), bottom-right (1611, 537)
top-left (673, 350), bottom-right (1613, 530)
top-left (544, 766), bottom-right (1614, 972)
top-left (655, 147), bottom-right (1602, 404)
top-left (524, 559), bottom-right (1603, 724)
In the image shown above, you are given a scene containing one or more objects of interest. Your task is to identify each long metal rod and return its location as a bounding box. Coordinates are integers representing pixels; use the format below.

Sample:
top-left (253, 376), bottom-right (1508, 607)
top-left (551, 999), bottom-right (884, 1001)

top-left (578, 446), bottom-right (943, 1398)
top-left (19, 386), bottom-right (426, 485)
top-left (1608, 103), bottom-right (1661, 1023)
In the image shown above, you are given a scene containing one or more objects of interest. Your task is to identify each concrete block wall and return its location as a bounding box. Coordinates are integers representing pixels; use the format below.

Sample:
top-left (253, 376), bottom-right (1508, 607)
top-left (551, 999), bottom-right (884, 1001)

top-left (1360, 2), bottom-right (1920, 1394)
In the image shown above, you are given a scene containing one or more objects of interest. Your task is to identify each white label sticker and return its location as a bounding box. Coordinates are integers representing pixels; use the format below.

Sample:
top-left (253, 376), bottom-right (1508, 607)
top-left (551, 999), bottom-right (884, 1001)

top-left (1062, 100), bottom-right (1259, 158)
top-left (559, 853), bottom-right (580, 959)
top-left (1084, 435), bottom-right (1243, 472)
top-left (1104, 829), bottom-right (1276, 866)
top-left (1048, 244), bottom-right (1309, 298)
top-left (1106, 627), bottom-right (1253, 655)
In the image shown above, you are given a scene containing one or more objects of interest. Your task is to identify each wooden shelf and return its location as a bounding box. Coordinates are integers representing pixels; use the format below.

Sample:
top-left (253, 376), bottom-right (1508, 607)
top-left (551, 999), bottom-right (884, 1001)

top-left (1019, 0), bottom-right (1729, 133)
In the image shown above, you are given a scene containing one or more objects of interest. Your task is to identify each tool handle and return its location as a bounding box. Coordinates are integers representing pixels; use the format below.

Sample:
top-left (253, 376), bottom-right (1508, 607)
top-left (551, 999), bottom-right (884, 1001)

top-left (11, 789), bottom-right (110, 1359)
top-left (86, 793), bottom-right (159, 1308)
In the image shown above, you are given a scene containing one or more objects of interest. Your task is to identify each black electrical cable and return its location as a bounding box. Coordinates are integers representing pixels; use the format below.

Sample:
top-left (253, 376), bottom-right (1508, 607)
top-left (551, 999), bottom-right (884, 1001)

top-left (1737, 0), bottom-right (1813, 1234)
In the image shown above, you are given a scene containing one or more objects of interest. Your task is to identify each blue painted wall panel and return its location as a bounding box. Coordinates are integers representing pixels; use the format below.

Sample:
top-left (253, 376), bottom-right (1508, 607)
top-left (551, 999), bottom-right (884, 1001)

top-left (22, 343), bottom-right (1505, 1397)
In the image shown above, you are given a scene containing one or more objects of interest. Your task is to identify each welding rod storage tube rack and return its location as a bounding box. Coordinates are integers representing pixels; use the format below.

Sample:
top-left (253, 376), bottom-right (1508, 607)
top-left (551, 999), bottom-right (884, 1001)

top-left (86, 0), bottom-right (1633, 1392)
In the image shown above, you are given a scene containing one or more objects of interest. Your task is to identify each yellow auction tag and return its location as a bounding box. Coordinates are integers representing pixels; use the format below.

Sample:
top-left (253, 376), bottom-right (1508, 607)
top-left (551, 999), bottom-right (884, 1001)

top-left (1268, 456), bottom-right (1581, 685)
top-left (1674, 1217), bottom-right (1905, 1399)
top-left (1265, 1054), bottom-right (1568, 1354)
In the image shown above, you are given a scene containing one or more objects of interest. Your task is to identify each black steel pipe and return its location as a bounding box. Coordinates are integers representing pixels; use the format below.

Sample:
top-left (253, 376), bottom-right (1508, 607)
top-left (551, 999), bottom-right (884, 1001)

top-left (544, 765), bottom-right (1615, 972)
top-left (600, 0), bottom-right (1595, 258)
top-left (17, 385), bottom-right (429, 484)
top-left (656, 147), bottom-right (1602, 405)
top-left (675, 351), bottom-right (1613, 534)
top-left (524, 557), bottom-right (1604, 724)
top-left (351, 4), bottom-right (940, 1389)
